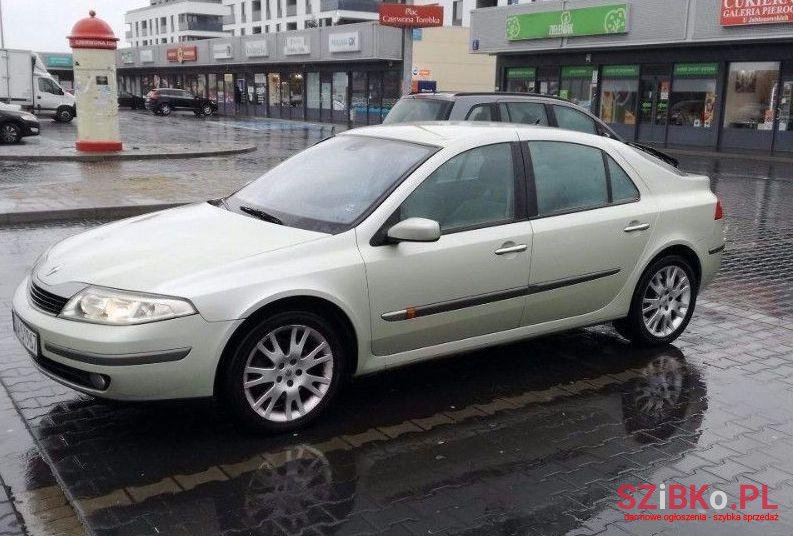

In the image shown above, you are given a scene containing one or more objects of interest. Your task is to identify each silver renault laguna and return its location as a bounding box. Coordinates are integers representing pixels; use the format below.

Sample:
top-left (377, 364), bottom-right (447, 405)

top-left (12, 123), bottom-right (724, 431)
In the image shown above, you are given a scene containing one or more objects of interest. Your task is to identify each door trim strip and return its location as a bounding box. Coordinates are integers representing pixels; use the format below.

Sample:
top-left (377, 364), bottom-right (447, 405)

top-left (381, 268), bottom-right (620, 321)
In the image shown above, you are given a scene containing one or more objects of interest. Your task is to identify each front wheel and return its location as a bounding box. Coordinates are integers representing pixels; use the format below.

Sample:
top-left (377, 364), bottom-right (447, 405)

top-left (159, 103), bottom-right (172, 116)
top-left (0, 123), bottom-right (21, 144)
top-left (221, 311), bottom-right (346, 432)
top-left (55, 106), bottom-right (74, 123)
top-left (615, 255), bottom-right (697, 346)
top-left (201, 103), bottom-right (215, 116)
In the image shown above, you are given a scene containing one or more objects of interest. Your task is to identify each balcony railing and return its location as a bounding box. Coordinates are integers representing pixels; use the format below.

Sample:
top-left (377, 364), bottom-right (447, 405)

top-left (320, 0), bottom-right (380, 12)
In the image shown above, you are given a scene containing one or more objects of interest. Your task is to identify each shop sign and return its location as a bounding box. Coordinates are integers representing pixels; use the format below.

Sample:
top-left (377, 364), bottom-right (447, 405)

top-left (120, 50), bottom-right (135, 64)
top-left (245, 40), bottom-right (269, 58)
top-left (140, 49), bottom-right (154, 63)
top-left (674, 63), bottom-right (718, 78)
top-left (166, 45), bottom-right (197, 63)
top-left (602, 64), bottom-right (639, 78)
top-left (284, 36), bottom-right (310, 55)
top-left (213, 44), bottom-right (233, 60)
top-left (42, 54), bottom-right (73, 69)
top-left (561, 65), bottom-right (594, 78)
top-left (506, 67), bottom-right (536, 80)
top-left (720, 0), bottom-right (793, 26)
top-left (328, 31), bottom-right (360, 53)
top-left (379, 4), bottom-right (443, 28)
top-left (506, 4), bottom-right (628, 41)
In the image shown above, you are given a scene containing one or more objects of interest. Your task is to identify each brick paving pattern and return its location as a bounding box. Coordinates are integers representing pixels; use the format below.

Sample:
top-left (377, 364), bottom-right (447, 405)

top-left (0, 118), bottom-right (792, 534)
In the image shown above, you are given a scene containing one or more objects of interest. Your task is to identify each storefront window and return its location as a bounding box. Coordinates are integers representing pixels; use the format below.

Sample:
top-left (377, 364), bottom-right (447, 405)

top-left (382, 70), bottom-right (401, 118)
top-left (780, 81), bottom-right (793, 132)
top-left (670, 63), bottom-right (717, 128)
top-left (537, 66), bottom-right (559, 96)
top-left (560, 66), bottom-right (595, 111)
top-left (351, 71), bottom-right (367, 125)
top-left (321, 72), bottom-right (332, 120)
top-left (254, 73), bottom-right (266, 107)
top-left (289, 73), bottom-right (304, 119)
top-left (307, 71), bottom-right (320, 121)
top-left (196, 74), bottom-right (206, 99)
top-left (505, 67), bottom-right (536, 93)
top-left (333, 71), bottom-right (348, 123)
top-left (599, 65), bottom-right (639, 125)
top-left (639, 78), bottom-right (670, 126)
top-left (723, 61), bottom-right (779, 131)
top-left (208, 74), bottom-right (218, 102)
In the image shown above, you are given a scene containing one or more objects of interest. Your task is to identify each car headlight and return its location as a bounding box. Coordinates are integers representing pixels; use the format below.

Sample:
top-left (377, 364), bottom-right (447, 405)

top-left (60, 286), bottom-right (197, 325)
top-left (20, 113), bottom-right (37, 121)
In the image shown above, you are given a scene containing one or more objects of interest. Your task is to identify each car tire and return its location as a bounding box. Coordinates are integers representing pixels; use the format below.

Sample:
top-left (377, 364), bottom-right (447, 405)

top-left (0, 123), bottom-right (21, 144)
top-left (159, 104), bottom-right (172, 116)
top-left (55, 106), bottom-right (74, 123)
top-left (221, 310), bottom-right (346, 433)
top-left (202, 103), bottom-right (215, 116)
top-left (615, 255), bottom-right (698, 346)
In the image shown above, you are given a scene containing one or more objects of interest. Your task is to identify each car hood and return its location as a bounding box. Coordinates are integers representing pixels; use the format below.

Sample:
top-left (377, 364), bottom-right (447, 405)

top-left (35, 203), bottom-right (327, 293)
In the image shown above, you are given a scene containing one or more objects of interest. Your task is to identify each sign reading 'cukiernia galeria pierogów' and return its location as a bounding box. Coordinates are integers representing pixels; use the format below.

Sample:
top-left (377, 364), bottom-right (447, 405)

top-left (506, 4), bottom-right (629, 41)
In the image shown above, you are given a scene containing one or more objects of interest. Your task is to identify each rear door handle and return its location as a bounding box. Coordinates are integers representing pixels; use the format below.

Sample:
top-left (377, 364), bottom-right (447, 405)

top-left (624, 222), bottom-right (650, 233)
top-left (494, 244), bottom-right (527, 255)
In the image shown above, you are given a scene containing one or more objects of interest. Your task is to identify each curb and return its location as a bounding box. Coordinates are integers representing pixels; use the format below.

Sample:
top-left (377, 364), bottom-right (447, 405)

top-left (0, 144), bottom-right (256, 162)
top-left (0, 203), bottom-right (188, 225)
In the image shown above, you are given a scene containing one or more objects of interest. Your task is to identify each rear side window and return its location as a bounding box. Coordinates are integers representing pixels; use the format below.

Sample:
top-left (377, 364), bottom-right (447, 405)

top-left (383, 98), bottom-right (451, 124)
top-left (607, 156), bottom-right (640, 202)
top-left (501, 102), bottom-right (548, 126)
top-left (553, 105), bottom-right (598, 135)
top-left (528, 141), bottom-right (608, 216)
top-left (466, 104), bottom-right (495, 121)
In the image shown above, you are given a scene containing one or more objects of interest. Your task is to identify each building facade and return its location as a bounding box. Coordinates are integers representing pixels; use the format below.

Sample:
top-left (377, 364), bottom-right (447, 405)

top-left (470, 0), bottom-right (793, 154)
top-left (116, 22), bottom-right (403, 125)
top-left (221, 0), bottom-right (380, 35)
top-left (125, 0), bottom-right (230, 47)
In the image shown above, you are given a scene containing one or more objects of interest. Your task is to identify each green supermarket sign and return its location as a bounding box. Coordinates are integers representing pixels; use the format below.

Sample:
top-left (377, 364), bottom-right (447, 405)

top-left (506, 67), bottom-right (536, 80)
top-left (674, 63), bottom-right (718, 78)
top-left (561, 65), bottom-right (594, 78)
top-left (506, 4), bottom-right (629, 41)
top-left (602, 64), bottom-right (639, 78)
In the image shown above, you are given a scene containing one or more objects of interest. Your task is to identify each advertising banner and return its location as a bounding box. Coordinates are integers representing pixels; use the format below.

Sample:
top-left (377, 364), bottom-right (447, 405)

top-left (720, 0), bottom-right (793, 26)
top-left (379, 5), bottom-right (443, 28)
top-left (166, 45), bottom-right (197, 63)
top-left (329, 32), bottom-right (360, 53)
top-left (245, 40), bottom-right (269, 58)
top-left (506, 4), bottom-right (628, 41)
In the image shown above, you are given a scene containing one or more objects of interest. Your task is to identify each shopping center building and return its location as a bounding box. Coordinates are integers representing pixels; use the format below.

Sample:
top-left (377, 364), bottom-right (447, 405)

top-left (470, 0), bottom-right (793, 153)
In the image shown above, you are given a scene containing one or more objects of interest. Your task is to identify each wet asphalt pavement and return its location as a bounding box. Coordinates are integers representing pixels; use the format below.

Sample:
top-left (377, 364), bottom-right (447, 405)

top-left (1, 115), bottom-right (793, 535)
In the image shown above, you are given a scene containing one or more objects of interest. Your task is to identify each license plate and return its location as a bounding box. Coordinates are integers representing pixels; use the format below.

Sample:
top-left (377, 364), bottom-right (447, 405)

top-left (12, 312), bottom-right (38, 357)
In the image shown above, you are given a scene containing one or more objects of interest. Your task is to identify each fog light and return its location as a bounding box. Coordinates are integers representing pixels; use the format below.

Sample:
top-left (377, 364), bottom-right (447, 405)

top-left (89, 373), bottom-right (110, 390)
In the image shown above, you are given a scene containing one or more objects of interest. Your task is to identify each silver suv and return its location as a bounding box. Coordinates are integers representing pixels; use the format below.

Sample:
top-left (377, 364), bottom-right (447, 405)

top-left (384, 92), bottom-right (678, 167)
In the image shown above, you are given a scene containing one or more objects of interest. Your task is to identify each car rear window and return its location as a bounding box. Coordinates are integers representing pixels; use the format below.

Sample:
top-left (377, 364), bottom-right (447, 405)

top-left (383, 98), bottom-right (451, 124)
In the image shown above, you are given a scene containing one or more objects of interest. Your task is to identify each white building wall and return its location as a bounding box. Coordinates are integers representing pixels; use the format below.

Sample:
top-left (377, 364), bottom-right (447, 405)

top-left (415, 0), bottom-right (553, 28)
top-left (222, 0), bottom-right (378, 35)
top-left (125, 1), bottom-right (231, 47)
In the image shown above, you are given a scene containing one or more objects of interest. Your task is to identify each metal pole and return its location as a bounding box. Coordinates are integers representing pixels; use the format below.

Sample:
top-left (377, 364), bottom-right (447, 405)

top-left (0, 0), bottom-right (5, 49)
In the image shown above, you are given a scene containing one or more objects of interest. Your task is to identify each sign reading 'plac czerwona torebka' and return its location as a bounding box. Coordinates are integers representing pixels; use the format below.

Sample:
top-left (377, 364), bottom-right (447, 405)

top-left (720, 0), bottom-right (793, 26)
top-left (505, 4), bottom-right (629, 41)
top-left (379, 4), bottom-right (443, 28)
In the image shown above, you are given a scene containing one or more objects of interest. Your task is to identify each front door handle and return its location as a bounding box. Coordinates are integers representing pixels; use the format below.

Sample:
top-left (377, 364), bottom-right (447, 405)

top-left (624, 222), bottom-right (650, 233)
top-left (494, 244), bottom-right (527, 255)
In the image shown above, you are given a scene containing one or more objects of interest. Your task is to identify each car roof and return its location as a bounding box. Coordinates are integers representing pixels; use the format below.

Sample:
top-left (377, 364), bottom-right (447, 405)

top-left (340, 121), bottom-right (610, 149)
top-left (405, 91), bottom-right (582, 105)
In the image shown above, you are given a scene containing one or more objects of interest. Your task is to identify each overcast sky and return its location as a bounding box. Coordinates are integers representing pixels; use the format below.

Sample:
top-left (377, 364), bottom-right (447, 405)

top-left (1, 0), bottom-right (143, 52)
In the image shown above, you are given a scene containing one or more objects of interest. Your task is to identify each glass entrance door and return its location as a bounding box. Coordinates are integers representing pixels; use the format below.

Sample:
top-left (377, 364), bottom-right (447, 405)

top-left (721, 62), bottom-right (779, 152)
top-left (774, 79), bottom-right (793, 153)
top-left (637, 76), bottom-right (669, 143)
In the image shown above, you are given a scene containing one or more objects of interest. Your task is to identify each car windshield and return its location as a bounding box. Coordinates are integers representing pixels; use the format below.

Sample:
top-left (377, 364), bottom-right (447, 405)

top-left (228, 136), bottom-right (437, 233)
top-left (383, 98), bottom-right (451, 124)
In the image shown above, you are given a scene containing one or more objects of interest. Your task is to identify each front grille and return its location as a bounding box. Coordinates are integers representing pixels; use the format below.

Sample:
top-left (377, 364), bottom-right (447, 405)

top-left (29, 282), bottom-right (69, 315)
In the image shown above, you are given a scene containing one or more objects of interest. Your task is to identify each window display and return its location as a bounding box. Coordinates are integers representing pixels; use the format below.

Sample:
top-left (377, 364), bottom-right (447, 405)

top-left (723, 62), bottom-right (779, 131)
top-left (559, 66), bottom-right (595, 111)
top-left (599, 66), bottom-right (639, 125)
top-left (505, 67), bottom-right (536, 93)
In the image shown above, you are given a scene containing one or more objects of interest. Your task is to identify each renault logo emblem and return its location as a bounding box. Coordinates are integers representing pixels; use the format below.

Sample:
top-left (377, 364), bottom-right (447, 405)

top-left (44, 265), bottom-right (61, 277)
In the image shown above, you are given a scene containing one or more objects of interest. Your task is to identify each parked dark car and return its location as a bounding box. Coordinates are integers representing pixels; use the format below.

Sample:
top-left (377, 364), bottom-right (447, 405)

top-left (118, 91), bottom-right (146, 110)
top-left (0, 105), bottom-right (40, 144)
top-left (384, 92), bottom-right (679, 167)
top-left (145, 88), bottom-right (217, 117)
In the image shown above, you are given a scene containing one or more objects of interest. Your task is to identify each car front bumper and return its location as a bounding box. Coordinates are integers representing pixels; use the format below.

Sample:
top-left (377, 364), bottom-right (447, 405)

top-left (21, 120), bottom-right (39, 137)
top-left (12, 277), bottom-right (241, 401)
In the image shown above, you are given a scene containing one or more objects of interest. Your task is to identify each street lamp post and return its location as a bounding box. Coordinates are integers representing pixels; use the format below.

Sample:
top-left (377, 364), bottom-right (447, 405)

top-left (0, 0), bottom-right (6, 49)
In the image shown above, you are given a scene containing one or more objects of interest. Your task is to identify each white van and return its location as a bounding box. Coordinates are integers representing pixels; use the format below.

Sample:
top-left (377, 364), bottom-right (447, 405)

top-left (0, 49), bottom-right (76, 122)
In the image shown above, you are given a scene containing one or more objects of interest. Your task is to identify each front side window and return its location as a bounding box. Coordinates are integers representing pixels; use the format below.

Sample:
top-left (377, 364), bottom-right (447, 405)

top-left (38, 78), bottom-right (60, 94)
top-left (230, 136), bottom-right (436, 233)
top-left (552, 105), bottom-right (597, 134)
top-left (400, 143), bottom-right (515, 233)
top-left (466, 104), bottom-right (494, 121)
top-left (529, 142), bottom-right (608, 216)
top-left (502, 102), bottom-right (548, 125)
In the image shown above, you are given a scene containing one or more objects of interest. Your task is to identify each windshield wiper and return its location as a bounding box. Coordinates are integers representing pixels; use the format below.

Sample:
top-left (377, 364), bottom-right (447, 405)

top-left (238, 205), bottom-right (283, 225)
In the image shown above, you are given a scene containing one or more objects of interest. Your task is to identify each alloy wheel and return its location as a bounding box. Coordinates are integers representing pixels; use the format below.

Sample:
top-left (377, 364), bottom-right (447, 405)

top-left (1, 124), bottom-right (20, 143)
top-left (203, 104), bottom-right (213, 116)
top-left (160, 104), bottom-right (171, 116)
top-left (641, 265), bottom-right (691, 337)
top-left (243, 324), bottom-right (333, 423)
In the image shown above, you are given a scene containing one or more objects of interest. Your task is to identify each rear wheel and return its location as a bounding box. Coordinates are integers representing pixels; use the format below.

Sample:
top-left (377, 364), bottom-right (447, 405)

top-left (159, 103), bottom-right (172, 116)
top-left (615, 255), bottom-right (697, 346)
top-left (0, 123), bottom-right (21, 144)
top-left (221, 310), bottom-right (345, 432)
top-left (202, 103), bottom-right (215, 116)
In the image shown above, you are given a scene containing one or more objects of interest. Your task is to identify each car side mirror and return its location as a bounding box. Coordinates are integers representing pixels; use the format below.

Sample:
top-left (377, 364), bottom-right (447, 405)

top-left (386, 218), bottom-right (441, 243)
